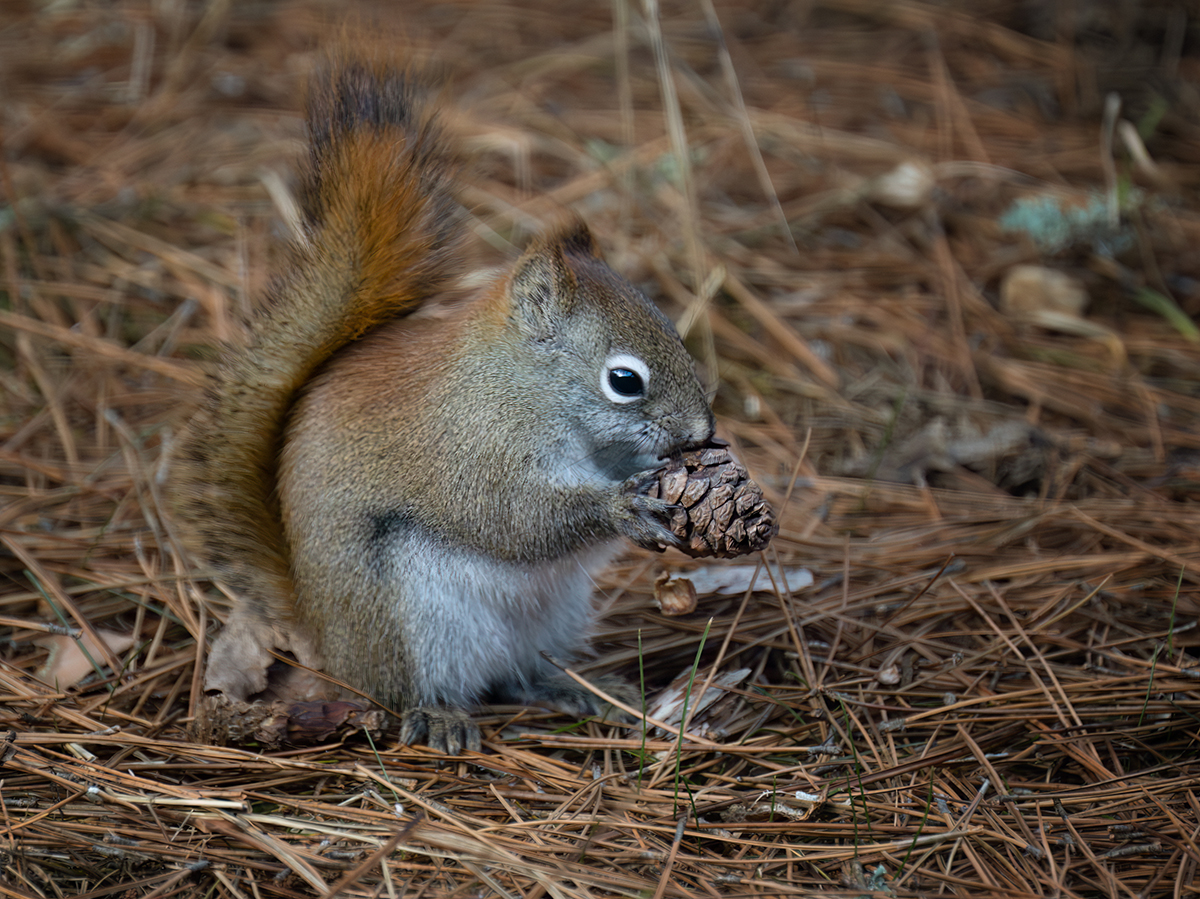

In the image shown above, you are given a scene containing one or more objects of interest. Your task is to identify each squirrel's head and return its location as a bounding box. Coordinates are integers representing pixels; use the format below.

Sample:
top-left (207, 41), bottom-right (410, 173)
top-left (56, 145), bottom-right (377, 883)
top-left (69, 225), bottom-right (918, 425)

top-left (504, 221), bottom-right (714, 482)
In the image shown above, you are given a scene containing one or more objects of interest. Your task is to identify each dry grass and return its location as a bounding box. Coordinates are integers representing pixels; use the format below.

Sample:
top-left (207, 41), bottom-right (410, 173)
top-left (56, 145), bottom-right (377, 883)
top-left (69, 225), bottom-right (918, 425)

top-left (3, 1), bottom-right (1200, 896)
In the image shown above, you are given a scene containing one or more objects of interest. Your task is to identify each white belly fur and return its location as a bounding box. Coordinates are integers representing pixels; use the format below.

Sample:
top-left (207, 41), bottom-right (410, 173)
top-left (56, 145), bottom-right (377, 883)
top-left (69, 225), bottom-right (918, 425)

top-left (380, 534), bottom-right (622, 706)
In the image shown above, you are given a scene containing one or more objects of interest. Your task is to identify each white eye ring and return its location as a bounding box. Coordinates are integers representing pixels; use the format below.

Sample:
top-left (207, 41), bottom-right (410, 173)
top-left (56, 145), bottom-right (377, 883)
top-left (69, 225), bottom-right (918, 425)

top-left (602, 353), bottom-right (650, 404)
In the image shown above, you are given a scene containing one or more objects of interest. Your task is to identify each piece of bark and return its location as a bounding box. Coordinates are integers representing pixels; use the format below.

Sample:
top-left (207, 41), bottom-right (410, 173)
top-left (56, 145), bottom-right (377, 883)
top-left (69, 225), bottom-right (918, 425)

top-left (191, 694), bottom-right (385, 747)
top-left (643, 443), bottom-right (778, 558)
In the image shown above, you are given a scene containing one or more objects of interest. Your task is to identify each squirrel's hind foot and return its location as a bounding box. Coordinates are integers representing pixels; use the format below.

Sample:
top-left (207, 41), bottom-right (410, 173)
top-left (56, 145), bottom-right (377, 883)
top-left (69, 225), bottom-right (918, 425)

top-left (506, 674), bottom-right (641, 725)
top-left (398, 706), bottom-right (481, 755)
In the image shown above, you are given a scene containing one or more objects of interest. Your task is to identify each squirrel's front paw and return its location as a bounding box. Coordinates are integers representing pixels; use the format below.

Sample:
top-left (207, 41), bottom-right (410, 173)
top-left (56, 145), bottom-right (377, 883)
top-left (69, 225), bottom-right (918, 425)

top-left (398, 706), bottom-right (481, 755)
top-left (617, 469), bottom-right (683, 550)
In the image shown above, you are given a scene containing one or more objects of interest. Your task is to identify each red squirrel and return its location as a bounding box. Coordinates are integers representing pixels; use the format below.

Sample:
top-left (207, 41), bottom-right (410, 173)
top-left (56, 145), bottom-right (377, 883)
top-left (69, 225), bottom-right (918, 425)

top-left (172, 60), bottom-right (713, 754)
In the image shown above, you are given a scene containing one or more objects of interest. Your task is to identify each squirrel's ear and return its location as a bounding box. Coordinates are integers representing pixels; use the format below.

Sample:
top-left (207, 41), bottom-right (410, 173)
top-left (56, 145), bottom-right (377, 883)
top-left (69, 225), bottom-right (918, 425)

top-left (509, 229), bottom-right (582, 335)
top-left (555, 219), bottom-right (601, 260)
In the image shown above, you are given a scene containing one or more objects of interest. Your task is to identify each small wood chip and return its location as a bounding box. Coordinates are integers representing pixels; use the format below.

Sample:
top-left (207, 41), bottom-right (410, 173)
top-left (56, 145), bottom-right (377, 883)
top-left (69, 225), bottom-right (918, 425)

top-left (653, 573), bottom-right (698, 615)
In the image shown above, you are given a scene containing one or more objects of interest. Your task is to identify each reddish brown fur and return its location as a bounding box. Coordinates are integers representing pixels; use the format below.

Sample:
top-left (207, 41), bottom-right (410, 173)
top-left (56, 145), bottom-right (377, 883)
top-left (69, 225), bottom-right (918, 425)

top-left (170, 62), bottom-right (461, 673)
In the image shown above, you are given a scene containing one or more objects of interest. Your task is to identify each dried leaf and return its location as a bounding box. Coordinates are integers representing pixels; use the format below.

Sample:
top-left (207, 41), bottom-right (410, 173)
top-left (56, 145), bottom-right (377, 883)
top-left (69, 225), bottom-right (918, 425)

top-left (33, 629), bottom-right (136, 689)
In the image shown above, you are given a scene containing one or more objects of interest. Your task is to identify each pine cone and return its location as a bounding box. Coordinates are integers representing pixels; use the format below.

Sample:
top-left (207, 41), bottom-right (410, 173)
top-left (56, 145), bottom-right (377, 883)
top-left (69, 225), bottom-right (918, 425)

top-left (644, 443), bottom-right (778, 558)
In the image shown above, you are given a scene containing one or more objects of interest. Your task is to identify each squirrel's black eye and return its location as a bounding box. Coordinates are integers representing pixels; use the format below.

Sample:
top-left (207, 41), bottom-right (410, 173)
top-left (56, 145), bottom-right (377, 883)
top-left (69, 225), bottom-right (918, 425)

top-left (602, 353), bottom-right (650, 404)
top-left (608, 367), bottom-right (644, 397)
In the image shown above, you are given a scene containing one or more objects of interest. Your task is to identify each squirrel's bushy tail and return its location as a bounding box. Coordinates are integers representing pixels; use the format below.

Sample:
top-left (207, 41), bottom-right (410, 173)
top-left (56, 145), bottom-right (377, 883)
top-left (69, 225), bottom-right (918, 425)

top-left (172, 61), bottom-right (462, 623)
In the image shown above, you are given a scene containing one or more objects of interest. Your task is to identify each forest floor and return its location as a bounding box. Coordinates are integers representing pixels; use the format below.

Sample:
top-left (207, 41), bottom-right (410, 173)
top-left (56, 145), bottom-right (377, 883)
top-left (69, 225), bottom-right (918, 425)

top-left (2, 1), bottom-right (1200, 896)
